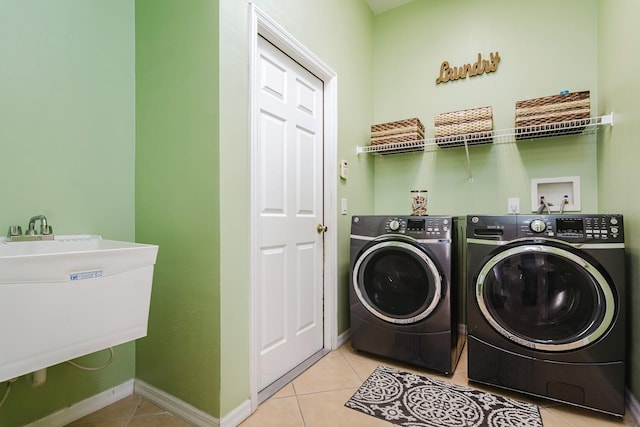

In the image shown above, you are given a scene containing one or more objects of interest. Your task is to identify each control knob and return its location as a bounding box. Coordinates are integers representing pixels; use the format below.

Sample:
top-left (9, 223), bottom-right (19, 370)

top-left (389, 220), bottom-right (400, 231)
top-left (530, 219), bottom-right (547, 233)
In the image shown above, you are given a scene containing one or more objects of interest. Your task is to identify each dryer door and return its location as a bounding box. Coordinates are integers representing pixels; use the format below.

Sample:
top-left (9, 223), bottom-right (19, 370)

top-left (352, 239), bottom-right (442, 324)
top-left (475, 243), bottom-right (616, 351)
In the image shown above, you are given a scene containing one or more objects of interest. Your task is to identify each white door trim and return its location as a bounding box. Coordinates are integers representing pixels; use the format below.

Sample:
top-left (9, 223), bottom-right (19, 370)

top-left (248, 4), bottom-right (338, 412)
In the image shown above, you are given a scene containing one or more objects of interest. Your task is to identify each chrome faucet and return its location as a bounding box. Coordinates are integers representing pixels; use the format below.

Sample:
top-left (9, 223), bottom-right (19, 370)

top-left (6, 214), bottom-right (54, 241)
top-left (26, 215), bottom-right (51, 235)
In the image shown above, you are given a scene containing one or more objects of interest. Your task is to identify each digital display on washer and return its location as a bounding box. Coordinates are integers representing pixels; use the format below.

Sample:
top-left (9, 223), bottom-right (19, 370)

top-left (407, 218), bottom-right (425, 231)
top-left (556, 218), bottom-right (584, 234)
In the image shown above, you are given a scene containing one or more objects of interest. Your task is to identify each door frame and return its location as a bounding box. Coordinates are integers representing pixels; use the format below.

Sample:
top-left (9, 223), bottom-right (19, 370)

top-left (248, 5), bottom-right (338, 411)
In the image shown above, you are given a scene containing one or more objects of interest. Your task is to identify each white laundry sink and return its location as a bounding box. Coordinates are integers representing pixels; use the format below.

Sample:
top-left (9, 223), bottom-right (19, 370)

top-left (0, 235), bottom-right (158, 383)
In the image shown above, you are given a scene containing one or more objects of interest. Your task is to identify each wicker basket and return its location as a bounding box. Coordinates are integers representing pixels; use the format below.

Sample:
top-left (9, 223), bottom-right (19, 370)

top-left (515, 91), bottom-right (590, 140)
top-left (434, 106), bottom-right (493, 148)
top-left (370, 117), bottom-right (425, 146)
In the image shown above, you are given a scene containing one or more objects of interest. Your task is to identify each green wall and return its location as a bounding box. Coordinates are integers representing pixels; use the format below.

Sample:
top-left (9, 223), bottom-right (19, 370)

top-left (372, 0), bottom-right (599, 216)
top-left (0, 1), bottom-right (136, 426)
top-left (135, 0), bottom-right (221, 416)
top-left (597, 0), bottom-right (640, 399)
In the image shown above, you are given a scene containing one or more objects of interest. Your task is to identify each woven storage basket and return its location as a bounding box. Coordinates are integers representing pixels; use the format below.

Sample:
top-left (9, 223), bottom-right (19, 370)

top-left (370, 117), bottom-right (425, 147)
top-left (515, 91), bottom-right (590, 140)
top-left (434, 106), bottom-right (493, 148)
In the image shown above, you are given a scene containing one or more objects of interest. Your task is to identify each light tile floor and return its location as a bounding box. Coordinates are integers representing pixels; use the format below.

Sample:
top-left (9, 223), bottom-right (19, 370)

top-left (65, 394), bottom-right (192, 427)
top-left (67, 342), bottom-right (639, 426)
top-left (240, 343), bottom-right (639, 427)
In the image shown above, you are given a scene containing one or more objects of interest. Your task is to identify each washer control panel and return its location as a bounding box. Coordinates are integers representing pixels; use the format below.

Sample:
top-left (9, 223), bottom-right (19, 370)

top-left (383, 216), bottom-right (451, 238)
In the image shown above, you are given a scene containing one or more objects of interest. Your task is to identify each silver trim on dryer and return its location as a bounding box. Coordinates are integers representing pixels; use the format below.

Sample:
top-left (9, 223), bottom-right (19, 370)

top-left (352, 240), bottom-right (442, 324)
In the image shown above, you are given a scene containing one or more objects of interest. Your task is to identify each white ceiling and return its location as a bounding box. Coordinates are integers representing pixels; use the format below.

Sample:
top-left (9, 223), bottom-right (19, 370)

top-left (365, 0), bottom-right (415, 15)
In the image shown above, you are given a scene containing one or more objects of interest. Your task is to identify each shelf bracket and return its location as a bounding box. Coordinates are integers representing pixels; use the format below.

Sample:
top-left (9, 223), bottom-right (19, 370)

top-left (463, 138), bottom-right (473, 182)
top-left (601, 112), bottom-right (614, 126)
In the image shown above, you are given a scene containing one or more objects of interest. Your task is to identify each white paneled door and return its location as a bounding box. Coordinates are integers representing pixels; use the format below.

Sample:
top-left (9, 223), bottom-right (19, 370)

top-left (255, 35), bottom-right (325, 391)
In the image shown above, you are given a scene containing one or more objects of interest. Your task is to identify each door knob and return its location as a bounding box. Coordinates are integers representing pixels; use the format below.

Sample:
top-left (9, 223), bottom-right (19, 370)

top-left (317, 224), bottom-right (328, 233)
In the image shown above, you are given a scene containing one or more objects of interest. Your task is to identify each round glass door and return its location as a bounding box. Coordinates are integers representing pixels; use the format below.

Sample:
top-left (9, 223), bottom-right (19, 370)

top-left (476, 243), bottom-right (616, 351)
top-left (352, 239), bottom-right (442, 324)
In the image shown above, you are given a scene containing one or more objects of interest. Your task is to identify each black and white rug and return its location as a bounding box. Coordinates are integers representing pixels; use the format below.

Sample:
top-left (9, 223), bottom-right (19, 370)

top-left (345, 365), bottom-right (542, 427)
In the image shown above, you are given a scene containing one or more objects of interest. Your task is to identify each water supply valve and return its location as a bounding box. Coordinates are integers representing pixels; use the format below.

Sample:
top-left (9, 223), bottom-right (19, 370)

top-left (7, 225), bottom-right (22, 238)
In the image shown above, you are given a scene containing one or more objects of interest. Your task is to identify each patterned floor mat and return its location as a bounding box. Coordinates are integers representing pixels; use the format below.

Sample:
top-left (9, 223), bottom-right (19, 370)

top-left (345, 365), bottom-right (542, 427)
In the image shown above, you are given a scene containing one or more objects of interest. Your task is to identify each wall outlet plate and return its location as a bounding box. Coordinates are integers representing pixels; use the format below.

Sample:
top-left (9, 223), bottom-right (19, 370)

top-left (507, 197), bottom-right (520, 214)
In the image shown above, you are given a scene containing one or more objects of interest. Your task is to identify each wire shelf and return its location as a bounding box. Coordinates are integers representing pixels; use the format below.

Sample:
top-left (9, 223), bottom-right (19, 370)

top-left (357, 114), bottom-right (613, 155)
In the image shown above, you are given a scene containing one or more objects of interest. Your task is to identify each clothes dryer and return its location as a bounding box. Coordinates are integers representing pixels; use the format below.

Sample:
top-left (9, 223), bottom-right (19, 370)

top-left (349, 215), bottom-right (465, 375)
top-left (466, 214), bottom-right (626, 416)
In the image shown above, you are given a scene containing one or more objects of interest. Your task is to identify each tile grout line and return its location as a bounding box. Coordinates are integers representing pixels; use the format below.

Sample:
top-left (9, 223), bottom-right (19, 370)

top-left (124, 395), bottom-right (143, 427)
top-left (338, 347), bottom-right (368, 383)
top-left (293, 350), bottom-right (361, 427)
top-left (291, 382), bottom-right (308, 427)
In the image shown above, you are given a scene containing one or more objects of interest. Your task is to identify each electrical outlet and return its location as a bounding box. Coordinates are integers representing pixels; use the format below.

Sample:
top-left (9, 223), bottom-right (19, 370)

top-left (507, 197), bottom-right (520, 214)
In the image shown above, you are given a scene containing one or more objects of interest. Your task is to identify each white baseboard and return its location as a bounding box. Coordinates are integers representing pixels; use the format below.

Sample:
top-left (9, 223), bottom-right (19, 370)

top-left (220, 399), bottom-right (252, 427)
top-left (134, 379), bottom-right (220, 426)
top-left (134, 379), bottom-right (251, 427)
top-left (25, 379), bottom-right (134, 427)
top-left (336, 328), bottom-right (350, 349)
top-left (626, 388), bottom-right (640, 423)
top-left (25, 376), bottom-right (251, 427)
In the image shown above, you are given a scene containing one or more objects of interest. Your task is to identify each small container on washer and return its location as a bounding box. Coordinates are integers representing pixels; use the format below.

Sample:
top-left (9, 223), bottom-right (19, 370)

top-left (410, 190), bottom-right (428, 216)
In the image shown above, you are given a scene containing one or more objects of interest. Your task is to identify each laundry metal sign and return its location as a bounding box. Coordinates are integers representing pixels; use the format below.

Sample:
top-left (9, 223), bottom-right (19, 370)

top-left (436, 51), bottom-right (500, 84)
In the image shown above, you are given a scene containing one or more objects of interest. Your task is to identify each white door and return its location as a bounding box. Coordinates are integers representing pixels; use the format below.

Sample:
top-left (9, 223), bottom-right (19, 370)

top-left (255, 35), bottom-right (325, 390)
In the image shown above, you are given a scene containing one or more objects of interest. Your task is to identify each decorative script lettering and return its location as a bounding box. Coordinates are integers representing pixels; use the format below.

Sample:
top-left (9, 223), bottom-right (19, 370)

top-left (436, 52), bottom-right (500, 84)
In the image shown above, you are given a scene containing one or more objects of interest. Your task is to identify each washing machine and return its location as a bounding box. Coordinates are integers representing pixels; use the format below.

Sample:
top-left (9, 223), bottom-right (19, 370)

top-left (466, 214), bottom-right (626, 416)
top-left (349, 215), bottom-right (465, 375)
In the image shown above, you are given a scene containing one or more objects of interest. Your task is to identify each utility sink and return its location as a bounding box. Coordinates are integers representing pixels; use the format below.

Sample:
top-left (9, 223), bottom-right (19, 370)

top-left (0, 235), bottom-right (158, 383)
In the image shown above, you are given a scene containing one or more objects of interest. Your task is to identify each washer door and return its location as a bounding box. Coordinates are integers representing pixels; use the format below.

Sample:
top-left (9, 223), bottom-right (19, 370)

top-left (352, 239), bottom-right (442, 324)
top-left (476, 243), bottom-right (616, 351)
